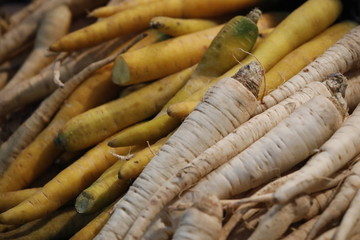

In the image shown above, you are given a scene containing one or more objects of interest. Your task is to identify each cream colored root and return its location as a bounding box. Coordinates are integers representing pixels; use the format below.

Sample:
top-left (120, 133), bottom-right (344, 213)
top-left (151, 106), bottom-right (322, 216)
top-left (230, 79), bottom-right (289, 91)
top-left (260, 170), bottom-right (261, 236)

top-left (344, 68), bottom-right (360, 112)
top-left (306, 159), bottom-right (360, 240)
top-left (130, 77), bottom-right (344, 240)
top-left (333, 188), bottom-right (360, 240)
top-left (0, 38), bottom-right (138, 175)
top-left (172, 195), bottom-right (222, 240)
top-left (95, 62), bottom-right (262, 240)
top-left (248, 189), bottom-right (335, 240)
top-left (281, 216), bottom-right (320, 240)
top-left (220, 172), bottom-right (298, 240)
top-left (3, 5), bottom-right (72, 91)
top-left (0, 0), bottom-right (77, 63)
top-left (173, 94), bottom-right (346, 212)
top-left (273, 102), bottom-right (360, 204)
top-left (261, 25), bottom-right (360, 111)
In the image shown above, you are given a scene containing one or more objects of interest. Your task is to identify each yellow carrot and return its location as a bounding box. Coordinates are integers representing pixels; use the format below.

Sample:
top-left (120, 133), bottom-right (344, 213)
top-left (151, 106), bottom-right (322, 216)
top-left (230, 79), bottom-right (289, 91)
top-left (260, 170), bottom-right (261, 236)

top-left (0, 207), bottom-right (100, 240)
top-left (55, 65), bottom-right (191, 152)
top-left (0, 140), bottom-right (131, 225)
top-left (166, 0), bottom-right (345, 118)
top-left (108, 114), bottom-right (181, 147)
top-left (70, 201), bottom-right (117, 240)
top-left (75, 146), bottom-right (143, 214)
top-left (0, 29), bottom-right (167, 192)
top-left (111, 25), bottom-right (222, 86)
top-left (0, 188), bottom-right (41, 212)
top-left (224, 0), bottom-right (343, 76)
top-left (89, 0), bottom-right (159, 18)
top-left (166, 101), bottom-right (199, 120)
top-left (118, 133), bottom-right (172, 180)
top-left (50, 0), bottom-right (263, 51)
top-left (150, 16), bottom-right (220, 36)
top-left (108, 11), bottom-right (259, 146)
top-left (259, 20), bottom-right (357, 98)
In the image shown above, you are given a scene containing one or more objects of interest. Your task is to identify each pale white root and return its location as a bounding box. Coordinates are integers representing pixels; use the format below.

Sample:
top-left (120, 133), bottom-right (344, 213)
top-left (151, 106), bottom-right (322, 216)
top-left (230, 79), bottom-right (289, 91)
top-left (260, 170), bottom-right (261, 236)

top-left (306, 158), bottom-right (360, 240)
top-left (172, 195), bottom-right (222, 240)
top-left (3, 5), bottom-right (72, 91)
top-left (344, 68), bottom-right (360, 112)
top-left (122, 73), bottom-right (345, 240)
top-left (172, 94), bottom-right (346, 210)
top-left (95, 62), bottom-right (262, 240)
top-left (273, 102), bottom-right (360, 204)
top-left (260, 25), bottom-right (360, 111)
top-left (333, 188), bottom-right (360, 240)
top-left (248, 188), bottom-right (335, 240)
top-left (0, 0), bottom-right (106, 63)
top-left (281, 216), bottom-right (320, 240)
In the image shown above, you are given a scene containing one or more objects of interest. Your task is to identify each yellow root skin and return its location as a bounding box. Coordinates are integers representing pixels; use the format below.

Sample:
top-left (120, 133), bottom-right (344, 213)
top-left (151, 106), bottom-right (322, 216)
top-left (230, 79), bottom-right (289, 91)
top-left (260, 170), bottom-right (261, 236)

top-left (258, 20), bottom-right (358, 99)
top-left (56, 63), bottom-right (190, 152)
top-left (150, 16), bottom-right (220, 37)
top-left (112, 25), bottom-right (222, 86)
top-left (50, 0), bottom-right (263, 52)
top-left (50, 0), bottom-right (185, 52)
top-left (167, 101), bottom-right (199, 119)
top-left (118, 134), bottom-right (171, 180)
top-left (224, 0), bottom-right (344, 77)
top-left (0, 207), bottom-right (100, 240)
top-left (108, 114), bottom-right (180, 147)
top-left (0, 188), bottom-right (41, 212)
top-left (89, 0), bottom-right (158, 18)
top-left (70, 201), bottom-right (117, 240)
top-left (74, 146), bottom-right (143, 214)
top-left (0, 142), bottom-right (132, 225)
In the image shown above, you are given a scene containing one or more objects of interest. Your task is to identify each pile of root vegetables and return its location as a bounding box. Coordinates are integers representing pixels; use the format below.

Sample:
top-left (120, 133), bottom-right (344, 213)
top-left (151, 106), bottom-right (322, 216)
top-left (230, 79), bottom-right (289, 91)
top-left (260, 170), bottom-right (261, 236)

top-left (1, 0), bottom-right (360, 239)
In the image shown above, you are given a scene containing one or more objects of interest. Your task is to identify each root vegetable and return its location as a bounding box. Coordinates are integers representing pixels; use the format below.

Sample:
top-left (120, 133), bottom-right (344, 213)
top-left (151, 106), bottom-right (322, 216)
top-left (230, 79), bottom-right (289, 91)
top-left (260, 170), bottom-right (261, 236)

top-left (129, 74), bottom-right (345, 238)
top-left (261, 24), bottom-right (360, 111)
top-left (273, 101), bottom-right (360, 204)
top-left (171, 195), bottom-right (222, 240)
top-left (150, 16), bottom-right (220, 37)
top-left (2, 5), bottom-right (71, 91)
top-left (96, 62), bottom-right (262, 240)
top-left (0, 140), bottom-right (132, 224)
top-left (50, 0), bottom-right (263, 52)
top-left (171, 93), bottom-right (346, 215)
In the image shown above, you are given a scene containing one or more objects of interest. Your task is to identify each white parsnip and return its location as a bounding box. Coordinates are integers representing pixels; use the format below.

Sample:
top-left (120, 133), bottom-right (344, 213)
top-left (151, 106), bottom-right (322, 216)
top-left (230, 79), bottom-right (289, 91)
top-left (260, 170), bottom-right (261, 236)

top-left (333, 188), bottom-right (360, 240)
top-left (96, 62), bottom-right (262, 240)
top-left (171, 195), bottom-right (222, 240)
top-left (260, 25), bottom-right (360, 111)
top-left (2, 5), bottom-right (71, 91)
top-left (273, 102), bottom-right (360, 204)
top-left (127, 74), bottom-right (346, 238)
top-left (307, 158), bottom-right (360, 240)
top-left (171, 94), bottom-right (346, 213)
top-left (281, 216), bottom-right (320, 240)
top-left (344, 68), bottom-right (360, 112)
top-left (248, 188), bottom-right (335, 240)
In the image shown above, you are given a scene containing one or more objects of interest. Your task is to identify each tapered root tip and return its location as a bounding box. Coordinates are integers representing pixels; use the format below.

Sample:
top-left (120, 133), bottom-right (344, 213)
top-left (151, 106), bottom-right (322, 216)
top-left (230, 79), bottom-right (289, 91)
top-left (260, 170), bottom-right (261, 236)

top-left (49, 42), bottom-right (61, 52)
top-left (108, 139), bottom-right (120, 148)
top-left (232, 61), bottom-right (263, 98)
top-left (112, 56), bottom-right (131, 86)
